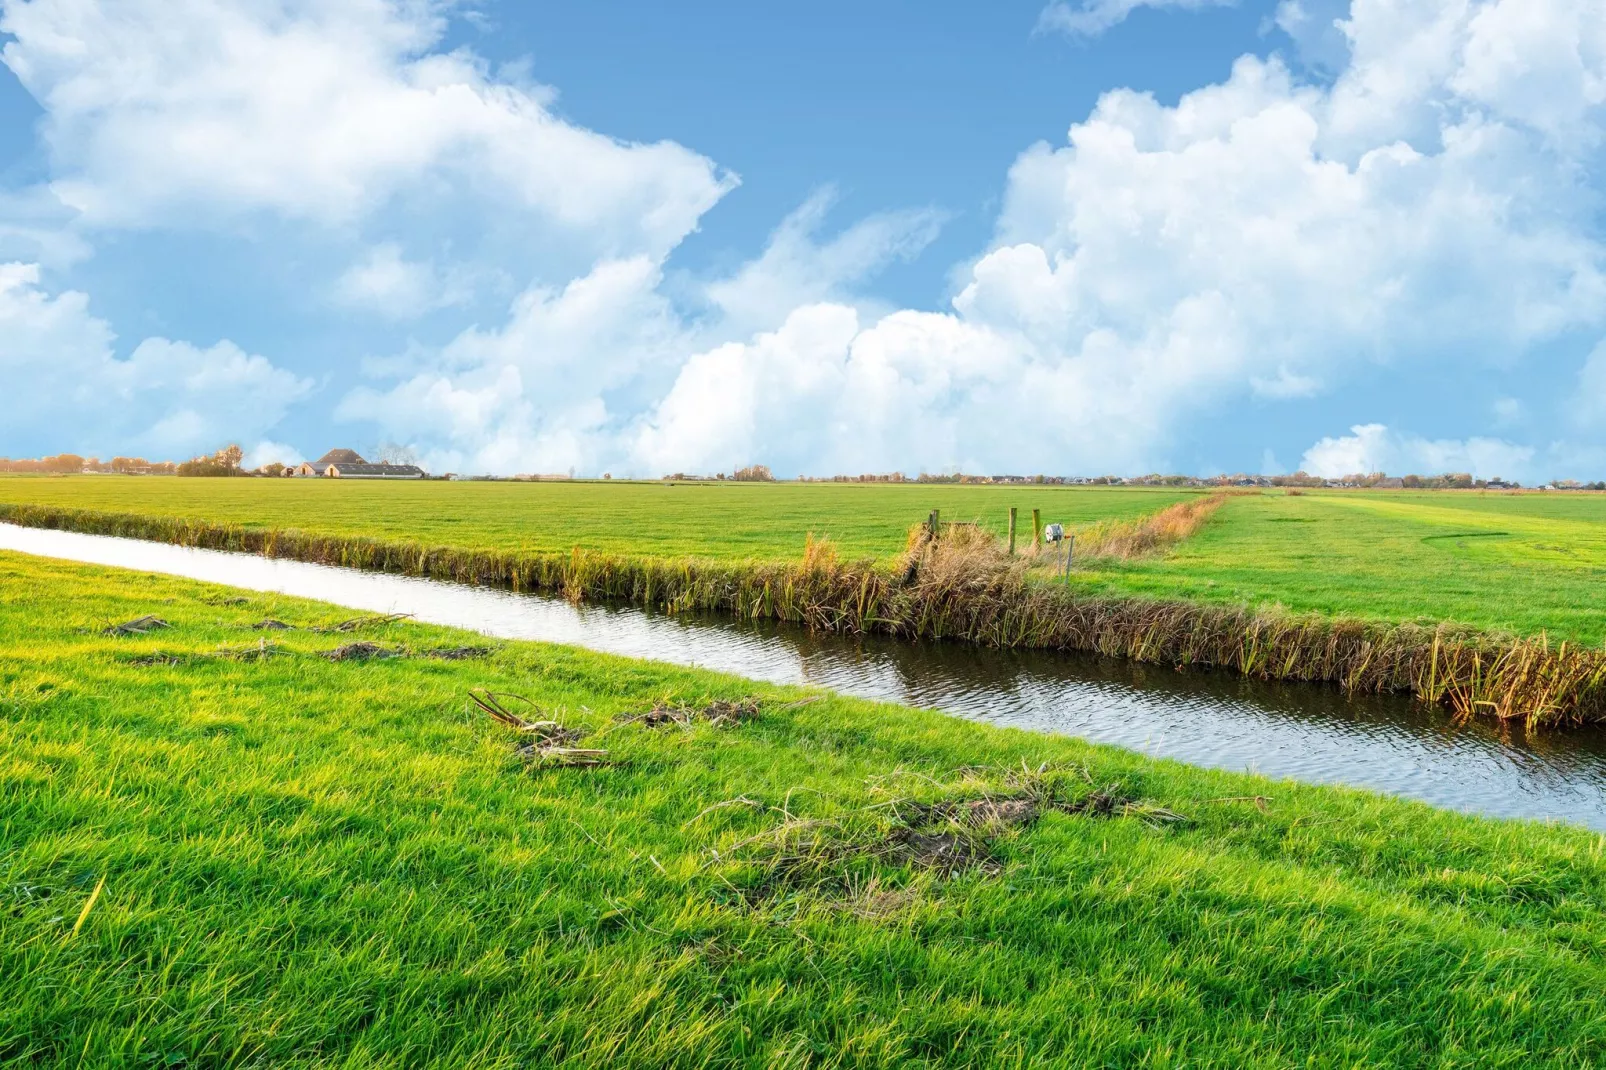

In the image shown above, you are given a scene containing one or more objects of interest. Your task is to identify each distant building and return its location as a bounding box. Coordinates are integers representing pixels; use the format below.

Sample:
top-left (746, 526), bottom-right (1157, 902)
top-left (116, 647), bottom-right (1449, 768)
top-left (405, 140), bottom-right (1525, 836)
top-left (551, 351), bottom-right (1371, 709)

top-left (326, 462), bottom-right (426, 479)
top-left (289, 449), bottom-right (425, 479)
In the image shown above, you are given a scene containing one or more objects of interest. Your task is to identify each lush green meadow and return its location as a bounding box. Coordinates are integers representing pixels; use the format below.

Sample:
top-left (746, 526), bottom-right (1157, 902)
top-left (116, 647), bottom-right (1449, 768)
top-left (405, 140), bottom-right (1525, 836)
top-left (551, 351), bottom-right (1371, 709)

top-left (0, 476), bottom-right (1191, 562)
top-left (5, 551), bottom-right (1606, 1067)
top-left (3, 476), bottom-right (1606, 644)
top-left (1075, 490), bottom-right (1606, 645)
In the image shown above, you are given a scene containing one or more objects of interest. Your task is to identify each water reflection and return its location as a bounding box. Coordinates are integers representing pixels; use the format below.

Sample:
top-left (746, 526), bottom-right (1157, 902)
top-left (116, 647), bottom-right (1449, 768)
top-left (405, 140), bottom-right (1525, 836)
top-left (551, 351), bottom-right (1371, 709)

top-left (6, 521), bottom-right (1606, 829)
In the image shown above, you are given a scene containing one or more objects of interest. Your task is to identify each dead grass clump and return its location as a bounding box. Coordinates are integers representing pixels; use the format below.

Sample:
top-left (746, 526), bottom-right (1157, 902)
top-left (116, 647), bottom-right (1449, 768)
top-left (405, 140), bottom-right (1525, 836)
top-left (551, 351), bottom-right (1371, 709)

top-left (217, 639), bottom-right (279, 662)
top-left (1072, 493), bottom-right (1229, 562)
top-left (801, 533), bottom-right (839, 572)
top-left (104, 615), bottom-right (169, 637)
top-left (317, 613), bottom-right (411, 634)
top-left (704, 698), bottom-right (762, 727)
top-left (620, 697), bottom-right (763, 729)
top-left (323, 642), bottom-right (403, 662)
top-left (471, 690), bottom-right (610, 767)
top-left (623, 703), bottom-right (692, 729)
top-left (727, 765), bottom-right (1185, 905)
top-left (424, 646), bottom-right (491, 660)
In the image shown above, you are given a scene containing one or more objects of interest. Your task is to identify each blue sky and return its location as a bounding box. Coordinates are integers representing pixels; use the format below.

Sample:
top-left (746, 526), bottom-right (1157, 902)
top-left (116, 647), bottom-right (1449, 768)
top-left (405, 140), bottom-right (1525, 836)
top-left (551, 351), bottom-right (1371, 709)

top-left (0, 0), bottom-right (1602, 480)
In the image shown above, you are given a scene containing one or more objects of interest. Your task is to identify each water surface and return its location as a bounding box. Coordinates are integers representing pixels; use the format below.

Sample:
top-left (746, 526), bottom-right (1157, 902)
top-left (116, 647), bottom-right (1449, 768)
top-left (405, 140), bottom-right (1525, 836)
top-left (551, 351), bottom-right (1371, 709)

top-left (7, 522), bottom-right (1606, 829)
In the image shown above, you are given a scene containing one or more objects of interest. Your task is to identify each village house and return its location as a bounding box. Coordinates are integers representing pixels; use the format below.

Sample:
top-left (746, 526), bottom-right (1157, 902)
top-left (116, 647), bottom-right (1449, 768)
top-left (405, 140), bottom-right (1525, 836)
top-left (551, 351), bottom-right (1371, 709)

top-left (289, 449), bottom-right (426, 479)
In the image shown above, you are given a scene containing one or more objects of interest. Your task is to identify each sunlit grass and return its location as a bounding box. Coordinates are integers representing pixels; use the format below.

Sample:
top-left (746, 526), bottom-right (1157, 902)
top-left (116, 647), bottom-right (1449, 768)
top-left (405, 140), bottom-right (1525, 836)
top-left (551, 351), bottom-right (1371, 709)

top-left (1072, 490), bottom-right (1606, 644)
top-left (4, 552), bottom-right (1606, 1065)
top-left (0, 475), bottom-right (1191, 563)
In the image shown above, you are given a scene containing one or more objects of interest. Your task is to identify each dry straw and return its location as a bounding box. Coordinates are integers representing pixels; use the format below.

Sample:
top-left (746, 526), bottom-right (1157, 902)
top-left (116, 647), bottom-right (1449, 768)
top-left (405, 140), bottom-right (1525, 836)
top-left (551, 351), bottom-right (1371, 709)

top-left (10, 501), bottom-right (1604, 729)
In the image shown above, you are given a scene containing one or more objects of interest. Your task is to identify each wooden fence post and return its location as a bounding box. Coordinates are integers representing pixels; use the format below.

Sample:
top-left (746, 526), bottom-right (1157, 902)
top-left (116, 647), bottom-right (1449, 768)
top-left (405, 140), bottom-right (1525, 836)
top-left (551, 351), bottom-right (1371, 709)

top-left (1007, 507), bottom-right (1017, 554)
top-left (1031, 508), bottom-right (1041, 550)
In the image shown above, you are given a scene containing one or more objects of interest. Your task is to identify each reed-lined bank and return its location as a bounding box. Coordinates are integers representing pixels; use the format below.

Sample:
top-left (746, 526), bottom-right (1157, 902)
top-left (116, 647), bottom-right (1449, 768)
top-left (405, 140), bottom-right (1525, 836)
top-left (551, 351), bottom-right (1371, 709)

top-left (6, 501), bottom-right (1604, 728)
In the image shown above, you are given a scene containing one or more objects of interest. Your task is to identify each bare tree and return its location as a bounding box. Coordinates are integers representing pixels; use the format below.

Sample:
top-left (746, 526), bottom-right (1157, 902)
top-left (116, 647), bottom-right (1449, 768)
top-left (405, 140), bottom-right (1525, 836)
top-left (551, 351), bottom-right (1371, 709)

top-left (375, 442), bottom-right (421, 466)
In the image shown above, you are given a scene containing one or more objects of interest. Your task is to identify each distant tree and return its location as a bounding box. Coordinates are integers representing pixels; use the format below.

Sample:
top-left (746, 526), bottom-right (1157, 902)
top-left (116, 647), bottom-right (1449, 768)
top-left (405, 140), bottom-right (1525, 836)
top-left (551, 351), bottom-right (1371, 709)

top-left (258, 462), bottom-right (287, 478)
top-left (177, 444), bottom-right (246, 477)
top-left (45, 453), bottom-right (85, 473)
top-left (732, 464), bottom-right (775, 482)
top-left (375, 442), bottom-right (420, 466)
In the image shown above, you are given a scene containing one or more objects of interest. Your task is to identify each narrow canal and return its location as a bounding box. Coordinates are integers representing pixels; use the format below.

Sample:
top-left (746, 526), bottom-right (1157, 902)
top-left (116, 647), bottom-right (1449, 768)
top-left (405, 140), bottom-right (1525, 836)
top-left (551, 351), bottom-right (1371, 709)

top-left (7, 521), bottom-right (1606, 829)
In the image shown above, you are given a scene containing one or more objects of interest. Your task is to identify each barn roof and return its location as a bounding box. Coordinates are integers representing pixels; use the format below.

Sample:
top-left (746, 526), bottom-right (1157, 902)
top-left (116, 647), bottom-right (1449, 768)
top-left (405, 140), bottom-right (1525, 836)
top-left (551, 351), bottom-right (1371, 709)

top-left (316, 448), bottom-right (367, 465)
top-left (329, 463), bottom-right (425, 477)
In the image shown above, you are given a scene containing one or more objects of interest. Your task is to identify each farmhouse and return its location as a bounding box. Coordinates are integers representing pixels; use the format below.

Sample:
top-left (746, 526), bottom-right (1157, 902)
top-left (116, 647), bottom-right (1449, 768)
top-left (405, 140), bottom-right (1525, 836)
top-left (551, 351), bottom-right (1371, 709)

top-left (289, 449), bottom-right (425, 479)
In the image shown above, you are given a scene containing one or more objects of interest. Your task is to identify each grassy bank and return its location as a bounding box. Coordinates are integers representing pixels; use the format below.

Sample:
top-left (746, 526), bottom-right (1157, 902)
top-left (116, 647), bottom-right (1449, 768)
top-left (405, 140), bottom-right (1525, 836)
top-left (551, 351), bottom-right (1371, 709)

top-left (5, 500), bottom-right (1604, 727)
top-left (5, 551), bottom-right (1606, 1066)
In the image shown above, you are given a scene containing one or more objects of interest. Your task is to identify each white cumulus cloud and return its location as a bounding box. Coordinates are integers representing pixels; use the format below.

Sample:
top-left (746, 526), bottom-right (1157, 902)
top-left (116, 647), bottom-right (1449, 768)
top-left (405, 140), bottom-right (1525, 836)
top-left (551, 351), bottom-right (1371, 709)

top-left (1300, 423), bottom-right (1535, 479)
top-left (623, 0), bottom-right (1606, 477)
top-left (0, 0), bottom-right (734, 262)
top-left (0, 263), bottom-right (310, 458)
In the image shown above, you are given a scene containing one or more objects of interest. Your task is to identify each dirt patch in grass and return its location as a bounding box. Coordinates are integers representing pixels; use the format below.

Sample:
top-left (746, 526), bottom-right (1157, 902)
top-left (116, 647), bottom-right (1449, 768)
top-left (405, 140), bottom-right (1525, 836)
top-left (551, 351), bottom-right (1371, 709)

top-left (323, 642), bottom-right (404, 662)
top-left (252, 619), bottom-right (294, 631)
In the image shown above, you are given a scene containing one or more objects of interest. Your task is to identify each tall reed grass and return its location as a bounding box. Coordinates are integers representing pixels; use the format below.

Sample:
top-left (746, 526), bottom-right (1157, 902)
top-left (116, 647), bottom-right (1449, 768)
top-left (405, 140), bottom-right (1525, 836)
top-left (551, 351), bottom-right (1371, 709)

top-left (6, 502), bottom-right (1602, 728)
top-left (1069, 492), bottom-right (1234, 560)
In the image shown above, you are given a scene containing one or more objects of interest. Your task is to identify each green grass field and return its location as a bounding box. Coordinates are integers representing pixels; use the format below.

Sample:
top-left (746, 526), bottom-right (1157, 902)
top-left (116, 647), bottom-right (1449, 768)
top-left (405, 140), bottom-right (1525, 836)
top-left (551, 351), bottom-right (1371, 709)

top-left (3, 476), bottom-right (1605, 644)
top-left (1073, 490), bottom-right (1606, 645)
top-left (5, 551), bottom-right (1606, 1067)
top-left (0, 476), bottom-right (1191, 562)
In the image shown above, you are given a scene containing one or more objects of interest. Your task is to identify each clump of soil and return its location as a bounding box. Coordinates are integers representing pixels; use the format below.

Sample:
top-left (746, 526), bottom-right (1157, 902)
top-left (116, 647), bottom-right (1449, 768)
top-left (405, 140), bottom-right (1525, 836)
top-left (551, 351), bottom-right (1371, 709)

top-left (323, 642), bottom-right (404, 662)
top-left (104, 615), bottom-right (169, 637)
top-left (253, 619), bottom-right (294, 631)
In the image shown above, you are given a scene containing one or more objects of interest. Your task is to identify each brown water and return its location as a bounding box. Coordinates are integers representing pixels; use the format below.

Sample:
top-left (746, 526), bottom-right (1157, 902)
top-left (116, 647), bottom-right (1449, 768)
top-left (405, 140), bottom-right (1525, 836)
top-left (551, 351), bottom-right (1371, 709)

top-left (7, 521), bottom-right (1606, 829)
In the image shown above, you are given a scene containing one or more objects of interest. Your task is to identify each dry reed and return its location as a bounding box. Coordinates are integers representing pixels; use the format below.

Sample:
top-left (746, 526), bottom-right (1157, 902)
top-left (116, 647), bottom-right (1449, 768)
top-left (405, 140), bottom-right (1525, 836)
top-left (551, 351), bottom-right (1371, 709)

top-left (1069, 492), bottom-right (1232, 561)
top-left (12, 502), bottom-right (1604, 729)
